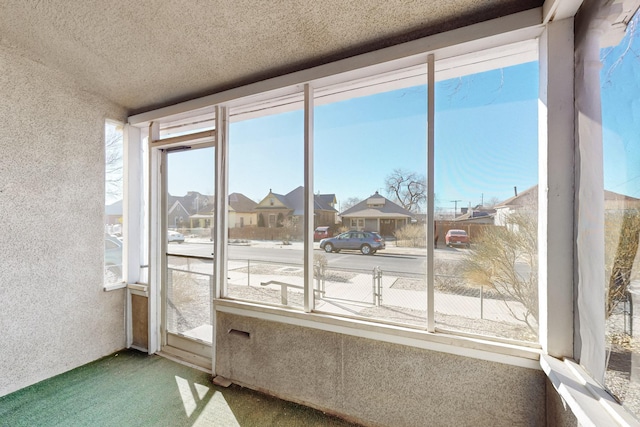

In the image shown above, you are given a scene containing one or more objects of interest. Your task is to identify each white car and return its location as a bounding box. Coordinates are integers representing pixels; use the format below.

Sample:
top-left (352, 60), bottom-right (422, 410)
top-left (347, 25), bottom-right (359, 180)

top-left (168, 230), bottom-right (185, 243)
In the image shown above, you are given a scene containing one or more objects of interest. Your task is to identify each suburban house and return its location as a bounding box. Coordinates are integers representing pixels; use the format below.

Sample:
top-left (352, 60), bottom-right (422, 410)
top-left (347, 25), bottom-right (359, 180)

top-left (168, 192), bottom-right (258, 230)
top-left (340, 191), bottom-right (415, 236)
top-left (167, 199), bottom-right (191, 229)
top-left (3, 1), bottom-right (640, 426)
top-left (255, 186), bottom-right (337, 228)
top-left (167, 191), bottom-right (215, 229)
top-left (453, 207), bottom-right (496, 224)
top-left (228, 192), bottom-right (258, 228)
top-left (495, 185), bottom-right (640, 226)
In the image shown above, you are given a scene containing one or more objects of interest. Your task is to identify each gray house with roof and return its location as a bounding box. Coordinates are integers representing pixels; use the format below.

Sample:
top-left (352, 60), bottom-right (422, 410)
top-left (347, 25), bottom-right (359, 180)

top-left (340, 191), bottom-right (415, 236)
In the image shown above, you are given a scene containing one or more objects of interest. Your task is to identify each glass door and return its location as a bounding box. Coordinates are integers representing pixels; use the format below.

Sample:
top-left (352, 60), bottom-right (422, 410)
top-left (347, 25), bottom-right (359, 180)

top-left (162, 142), bottom-right (215, 363)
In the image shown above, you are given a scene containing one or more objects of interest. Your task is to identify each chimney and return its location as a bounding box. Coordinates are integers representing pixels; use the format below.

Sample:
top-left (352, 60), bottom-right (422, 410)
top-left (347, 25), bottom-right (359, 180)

top-left (514, 186), bottom-right (518, 197)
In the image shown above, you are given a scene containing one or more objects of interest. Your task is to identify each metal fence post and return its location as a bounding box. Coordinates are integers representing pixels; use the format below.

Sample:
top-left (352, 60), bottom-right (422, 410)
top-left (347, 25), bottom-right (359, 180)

top-left (377, 267), bottom-right (383, 306)
top-left (372, 267), bottom-right (377, 305)
top-left (480, 285), bottom-right (484, 320)
top-left (281, 284), bottom-right (288, 305)
top-left (372, 267), bottom-right (382, 306)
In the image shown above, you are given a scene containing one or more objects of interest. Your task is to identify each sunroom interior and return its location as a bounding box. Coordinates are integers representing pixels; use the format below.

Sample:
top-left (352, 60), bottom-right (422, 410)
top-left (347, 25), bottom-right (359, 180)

top-left (2, 0), bottom-right (640, 426)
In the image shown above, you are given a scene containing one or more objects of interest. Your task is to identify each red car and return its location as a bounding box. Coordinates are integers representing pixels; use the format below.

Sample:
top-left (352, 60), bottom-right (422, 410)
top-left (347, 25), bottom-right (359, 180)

top-left (314, 226), bottom-right (332, 241)
top-left (445, 229), bottom-right (470, 248)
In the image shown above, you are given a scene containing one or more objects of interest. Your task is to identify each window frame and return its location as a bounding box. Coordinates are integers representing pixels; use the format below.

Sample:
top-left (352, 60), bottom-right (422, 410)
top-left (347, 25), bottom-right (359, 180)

top-left (130, 8), bottom-right (566, 368)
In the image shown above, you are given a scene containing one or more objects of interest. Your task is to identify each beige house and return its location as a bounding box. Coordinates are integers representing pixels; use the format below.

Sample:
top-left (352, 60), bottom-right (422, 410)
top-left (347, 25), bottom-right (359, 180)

top-left (228, 192), bottom-right (258, 228)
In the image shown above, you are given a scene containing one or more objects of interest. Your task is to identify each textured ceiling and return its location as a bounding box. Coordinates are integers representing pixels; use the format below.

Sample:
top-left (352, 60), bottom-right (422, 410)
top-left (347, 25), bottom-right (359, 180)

top-left (0, 0), bottom-right (542, 114)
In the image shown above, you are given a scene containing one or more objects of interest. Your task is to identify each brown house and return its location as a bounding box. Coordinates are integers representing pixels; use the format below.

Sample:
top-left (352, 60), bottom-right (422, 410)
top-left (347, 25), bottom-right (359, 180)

top-left (255, 186), bottom-right (338, 228)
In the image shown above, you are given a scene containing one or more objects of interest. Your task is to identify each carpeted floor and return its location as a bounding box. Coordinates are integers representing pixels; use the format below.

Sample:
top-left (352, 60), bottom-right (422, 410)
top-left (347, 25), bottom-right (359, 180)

top-left (0, 350), bottom-right (360, 427)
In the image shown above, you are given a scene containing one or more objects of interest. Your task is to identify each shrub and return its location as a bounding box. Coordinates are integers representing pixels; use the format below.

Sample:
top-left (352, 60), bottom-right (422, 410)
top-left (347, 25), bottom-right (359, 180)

top-left (461, 211), bottom-right (538, 334)
top-left (394, 224), bottom-right (426, 248)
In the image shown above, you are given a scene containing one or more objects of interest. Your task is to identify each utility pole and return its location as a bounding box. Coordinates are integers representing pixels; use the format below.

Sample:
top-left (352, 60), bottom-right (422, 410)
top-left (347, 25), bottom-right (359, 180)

top-left (450, 200), bottom-right (462, 218)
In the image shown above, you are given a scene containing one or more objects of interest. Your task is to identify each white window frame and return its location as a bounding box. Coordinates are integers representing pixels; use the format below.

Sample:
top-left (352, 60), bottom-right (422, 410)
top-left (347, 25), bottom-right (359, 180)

top-left (127, 7), bottom-right (572, 369)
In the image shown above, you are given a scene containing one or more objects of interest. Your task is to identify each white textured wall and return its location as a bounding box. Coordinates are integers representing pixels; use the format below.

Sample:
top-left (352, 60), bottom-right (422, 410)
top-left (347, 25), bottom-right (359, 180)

top-left (0, 43), bottom-right (127, 396)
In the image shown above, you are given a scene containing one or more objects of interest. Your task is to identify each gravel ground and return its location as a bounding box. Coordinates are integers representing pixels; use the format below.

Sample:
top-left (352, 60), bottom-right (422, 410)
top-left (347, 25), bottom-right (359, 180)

top-left (605, 304), bottom-right (640, 418)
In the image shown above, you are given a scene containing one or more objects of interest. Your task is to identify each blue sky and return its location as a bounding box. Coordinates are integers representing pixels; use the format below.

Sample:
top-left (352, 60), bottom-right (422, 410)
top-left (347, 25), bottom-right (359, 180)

top-left (601, 15), bottom-right (640, 199)
top-left (165, 23), bottom-right (640, 210)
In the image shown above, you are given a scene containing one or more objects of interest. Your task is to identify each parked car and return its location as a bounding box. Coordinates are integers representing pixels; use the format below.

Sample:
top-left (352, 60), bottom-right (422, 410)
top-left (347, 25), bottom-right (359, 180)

top-left (314, 226), bottom-right (332, 241)
top-left (445, 229), bottom-right (470, 248)
top-left (319, 231), bottom-right (385, 255)
top-left (168, 230), bottom-right (185, 243)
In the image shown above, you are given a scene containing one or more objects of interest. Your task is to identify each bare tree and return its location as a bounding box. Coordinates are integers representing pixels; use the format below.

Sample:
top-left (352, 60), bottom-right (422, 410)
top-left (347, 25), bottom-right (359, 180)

top-left (486, 196), bottom-right (502, 208)
top-left (105, 124), bottom-right (123, 204)
top-left (384, 168), bottom-right (426, 213)
top-left (341, 196), bottom-right (362, 212)
top-left (462, 211), bottom-right (538, 334)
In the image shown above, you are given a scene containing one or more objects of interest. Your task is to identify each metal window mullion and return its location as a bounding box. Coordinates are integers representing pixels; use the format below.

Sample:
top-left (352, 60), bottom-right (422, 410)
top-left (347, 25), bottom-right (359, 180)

top-left (211, 106), bottom-right (229, 375)
top-left (148, 121), bottom-right (163, 354)
top-left (214, 106), bottom-right (229, 300)
top-left (427, 54), bottom-right (435, 332)
top-left (304, 84), bottom-right (314, 313)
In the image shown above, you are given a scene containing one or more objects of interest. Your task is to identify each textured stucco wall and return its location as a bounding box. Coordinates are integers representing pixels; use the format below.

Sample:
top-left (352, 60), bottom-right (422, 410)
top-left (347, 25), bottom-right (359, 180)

top-left (216, 312), bottom-right (546, 427)
top-left (546, 379), bottom-right (578, 427)
top-left (0, 43), bottom-right (127, 396)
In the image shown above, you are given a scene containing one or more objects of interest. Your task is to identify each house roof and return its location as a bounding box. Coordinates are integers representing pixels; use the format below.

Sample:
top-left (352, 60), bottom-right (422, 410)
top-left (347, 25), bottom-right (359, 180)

top-left (256, 186), bottom-right (338, 216)
top-left (495, 185), bottom-right (640, 209)
top-left (494, 185), bottom-right (538, 208)
top-left (341, 192), bottom-right (414, 218)
top-left (229, 193), bottom-right (258, 213)
top-left (453, 209), bottom-right (496, 222)
top-left (168, 192), bottom-right (214, 216)
top-left (0, 1), bottom-right (542, 113)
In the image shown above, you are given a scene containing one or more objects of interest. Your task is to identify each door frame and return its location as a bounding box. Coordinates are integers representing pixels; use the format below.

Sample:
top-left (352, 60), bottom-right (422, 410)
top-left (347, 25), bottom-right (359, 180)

top-left (148, 125), bottom-right (217, 369)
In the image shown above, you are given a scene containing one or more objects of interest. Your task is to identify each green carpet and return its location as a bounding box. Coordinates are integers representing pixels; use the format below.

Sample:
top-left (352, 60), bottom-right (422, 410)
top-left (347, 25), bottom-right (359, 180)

top-left (0, 350), bottom-right (359, 427)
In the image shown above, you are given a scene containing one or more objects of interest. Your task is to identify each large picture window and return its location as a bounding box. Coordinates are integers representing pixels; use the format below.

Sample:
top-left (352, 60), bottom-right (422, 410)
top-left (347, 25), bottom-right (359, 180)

top-left (226, 97), bottom-right (305, 307)
top-left (210, 44), bottom-right (540, 344)
top-left (434, 60), bottom-right (539, 342)
top-left (313, 71), bottom-right (428, 325)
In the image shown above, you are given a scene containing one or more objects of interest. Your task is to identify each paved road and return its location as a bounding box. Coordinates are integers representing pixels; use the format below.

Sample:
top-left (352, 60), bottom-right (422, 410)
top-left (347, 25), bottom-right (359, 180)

top-left (167, 240), bottom-right (437, 275)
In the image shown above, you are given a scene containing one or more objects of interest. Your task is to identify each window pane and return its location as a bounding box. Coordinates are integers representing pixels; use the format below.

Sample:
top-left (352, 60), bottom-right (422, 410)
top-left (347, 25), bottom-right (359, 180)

top-left (314, 72), bottom-right (428, 325)
top-left (434, 60), bottom-right (539, 342)
top-left (226, 97), bottom-right (305, 308)
top-left (105, 122), bottom-right (123, 284)
top-left (601, 11), bottom-right (640, 417)
top-left (164, 145), bottom-right (215, 343)
top-left (166, 255), bottom-right (213, 341)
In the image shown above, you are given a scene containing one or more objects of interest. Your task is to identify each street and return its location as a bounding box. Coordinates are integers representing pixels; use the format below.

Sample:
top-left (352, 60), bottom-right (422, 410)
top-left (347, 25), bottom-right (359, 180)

top-left (164, 238), bottom-right (535, 342)
top-left (167, 239), bottom-right (436, 275)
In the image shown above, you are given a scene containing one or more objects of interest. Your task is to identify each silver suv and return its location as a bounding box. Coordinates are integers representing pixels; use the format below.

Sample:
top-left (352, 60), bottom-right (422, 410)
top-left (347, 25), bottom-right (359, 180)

top-left (319, 231), bottom-right (385, 255)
